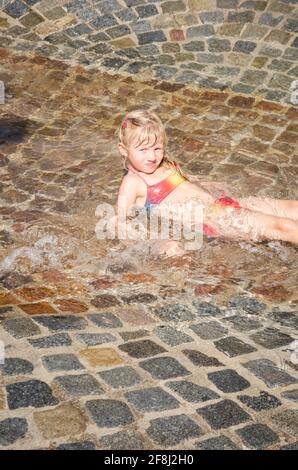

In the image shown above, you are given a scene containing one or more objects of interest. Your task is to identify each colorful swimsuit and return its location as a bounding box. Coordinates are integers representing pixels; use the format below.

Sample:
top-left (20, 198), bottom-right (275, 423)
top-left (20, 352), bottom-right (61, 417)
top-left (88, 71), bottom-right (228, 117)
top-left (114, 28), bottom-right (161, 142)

top-left (128, 162), bottom-right (241, 237)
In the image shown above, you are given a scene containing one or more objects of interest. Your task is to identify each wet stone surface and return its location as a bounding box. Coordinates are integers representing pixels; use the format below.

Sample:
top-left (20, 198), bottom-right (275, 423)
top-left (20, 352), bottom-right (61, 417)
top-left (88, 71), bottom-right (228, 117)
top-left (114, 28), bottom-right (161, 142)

top-left (0, 49), bottom-right (297, 450)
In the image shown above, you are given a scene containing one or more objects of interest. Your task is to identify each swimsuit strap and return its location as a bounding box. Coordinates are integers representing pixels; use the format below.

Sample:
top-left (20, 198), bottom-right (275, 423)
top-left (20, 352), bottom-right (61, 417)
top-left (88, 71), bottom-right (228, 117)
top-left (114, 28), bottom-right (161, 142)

top-left (128, 165), bottom-right (176, 187)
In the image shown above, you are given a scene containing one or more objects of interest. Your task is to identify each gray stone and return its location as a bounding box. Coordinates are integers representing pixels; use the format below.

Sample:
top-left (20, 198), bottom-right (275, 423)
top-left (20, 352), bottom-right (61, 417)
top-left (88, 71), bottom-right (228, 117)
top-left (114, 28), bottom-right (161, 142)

top-left (271, 410), bottom-right (298, 438)
top-left (241, 69), bottom-right (268, 85)
top-left (140, 356), bottom-right (191, 380)
top-left (119, 330), bottom-right (149, 341)
top-left (187, 25), bottom-right (215, 38)
top-left (197, 53), bottom-right (224, 64)
top-left (118, 339), bottom-right (166, 358)
top-left (233, 40), bottom-right (257, 54)
top-left (227, 11), bottom-right (255, 23)
top-left (238, 391), bottom-right (281, 411)
top-left (125, 387), bottom-right (180, 412)
top-left (135, 4), bottom-right (159, 18)
top-left (54, 374), bottom-right (104, 396)
top-left (102, 57), bottom-right (127, 69)
top-left (217, 0), bottom-right (239, 8)
top-left (192, 301), bottom-right (222, 317)
top-left (236, 424), bottom-right (279, 449)
top-left (0, 418), bottom-right (28, 446)
top-left (260, 45), bottom-right (283, 58)
top-left (116, 8), bottom-right (138, 22)
top-left (90, 14), bottom-right (118, 30)
top-left (223, 315), bottom-right (261, 331)
top-left (146, 414), bottom-right (203, 446)
top-left (183, 349), bottom-right (224, 367)
top-left (1, 357), bottom-right (33, 376)
top-left (183, 41), bottom-right (205, 52)
top-left (208, 369), bottom-right (250, 393)
top-left (151, 303), bottom-right (194, 322)
top-left (4, 0), bottom-right (29, 18)
top-left (86, 399), bottom-right (134, 427)
top-left (155, 325), bottom-right (193, 346)
top-left (242, 359), bottom-right (297, 388)
top-left (88, 312), bottom-right (122, 328)
top-left (100, 429), bottom-right (144, 450)
top-left (28, 333), bottom-right (72, 348)
top-left (240, 1), bottom-right (267, 11)
top-left (259, 13), bottom-right (284, 27)
top-left (193, 435), bottom-right (239, 450)
top-left (268, 73), bottom-right (294, 90)
top-left (137, 30), bottom-right (167, 45)
top-left (214, 336), bottom-right (257, 357)
top-left (42, 354), bottom-right (84, 372)
top-left (33, 315), bottom-right (87, 331)
top-left (166, 380), bottom-right (220, 403)
top-left (197, 399), bottom-right (251, 429)
top-left (228, 295), bottom-right (266, 314)
top-left (56, 441), bottom-right (96, 450)
top-left (106, 24), bottom-right (131, 39)
top-left (269, 311), bottom-right (298, 328)
top-left (2, 317), bottom-right (41, 338)
top-left (200, 11), bottom-right (224, 24)
top-left (232, 84), bottom-right (256, 95)
top-left (7, 380), bottom-right (58, 409)
top-left (190, 320), bottom-right (228, 340)
top-left (280, 442), bottom-right (298, 450)
top-left (98, 366), bottom-right (141, 388)
top-left (281, 389), bottom-right (298, 403)
top-left (75, 333), bottom-right (117, 346)
top-left (208, 38), bottom-right (231, 52)
top-left (250, 328), bottom-right (294, 349)
top-left (284, 19), bottom-right (298, 32)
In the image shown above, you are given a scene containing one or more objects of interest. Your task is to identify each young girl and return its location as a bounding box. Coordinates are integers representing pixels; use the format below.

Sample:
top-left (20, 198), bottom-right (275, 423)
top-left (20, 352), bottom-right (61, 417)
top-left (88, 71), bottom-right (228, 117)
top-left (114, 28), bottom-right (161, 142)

top-left (115, 109), bottom-right (298, 253)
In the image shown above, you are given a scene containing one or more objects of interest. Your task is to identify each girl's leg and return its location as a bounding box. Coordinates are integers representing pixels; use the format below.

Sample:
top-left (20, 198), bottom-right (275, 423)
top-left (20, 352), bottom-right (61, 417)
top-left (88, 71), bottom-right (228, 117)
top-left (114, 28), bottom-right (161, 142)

top-left (205, 206), bottom-right (298, 244)
top-left (239, 197), bottom-right (298, 221)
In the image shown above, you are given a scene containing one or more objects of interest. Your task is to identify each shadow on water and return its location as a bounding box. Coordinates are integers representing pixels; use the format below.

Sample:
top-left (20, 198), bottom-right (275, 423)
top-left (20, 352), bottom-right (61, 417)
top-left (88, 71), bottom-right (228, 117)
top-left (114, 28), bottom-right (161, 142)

top-left (0, 116), bottom-right (37, 145)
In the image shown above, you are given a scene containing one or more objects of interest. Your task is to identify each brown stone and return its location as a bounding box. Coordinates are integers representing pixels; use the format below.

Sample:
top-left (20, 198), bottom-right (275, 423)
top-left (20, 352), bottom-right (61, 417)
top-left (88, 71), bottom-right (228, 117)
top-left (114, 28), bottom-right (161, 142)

top-left (14, 286), bottom-right (55, 302)
top-left (199, 91), bottom-right (228, 101)
top-left (170, 29), bottom-right (185, 41)
top-left (194, 284), bottom-right (223, 296)
top-left (251, 286), bottom-right (291, 302)
top-left (122, 273), bottom-right (156, 284)
top-left (286, 108), bottom-right (298, 120)
top-left (91, 295), bottom-right (120, 309)
top-left (54, 299), bottom-right (89, 313)
top-left (252, 125), bottom-right (277, 141)
top-left (19, 302), bottom-right (57, 315)
top-left (228, 96), bottom-right (255, 108)
top-left (89, 277), bottom-right (117, 289)
top-left (40, 270), bottom-right (69, 283)
top-left (0, 293), bottom-right (19, 306)
top-left (116, 307), bottom-right (156, 326)
top-left (34, 403), bottom-right (87, 439)
top-left (79, 348), bottom-right (124, 367)
top-left (255, 100), bottom-right (285, 113)
top-left (277, 132), bottom-right (297, 144)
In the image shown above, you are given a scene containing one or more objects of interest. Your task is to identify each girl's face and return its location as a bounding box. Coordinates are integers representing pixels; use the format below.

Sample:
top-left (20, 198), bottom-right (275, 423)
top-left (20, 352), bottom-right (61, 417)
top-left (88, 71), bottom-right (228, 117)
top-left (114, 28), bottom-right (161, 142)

top-left (122, 135), bottom-right (165, 173)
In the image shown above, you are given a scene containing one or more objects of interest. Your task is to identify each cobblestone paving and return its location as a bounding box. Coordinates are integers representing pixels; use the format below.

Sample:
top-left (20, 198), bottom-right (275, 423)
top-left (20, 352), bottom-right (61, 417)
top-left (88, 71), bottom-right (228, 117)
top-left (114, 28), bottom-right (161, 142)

top-left (0, 48), bottom-right (298, 450)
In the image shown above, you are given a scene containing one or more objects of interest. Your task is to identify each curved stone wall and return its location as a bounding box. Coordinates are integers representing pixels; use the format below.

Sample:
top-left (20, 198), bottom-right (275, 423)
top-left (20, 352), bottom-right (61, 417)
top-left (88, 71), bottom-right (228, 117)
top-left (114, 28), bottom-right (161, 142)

top-left (0, 0), bottom-right (297, 104)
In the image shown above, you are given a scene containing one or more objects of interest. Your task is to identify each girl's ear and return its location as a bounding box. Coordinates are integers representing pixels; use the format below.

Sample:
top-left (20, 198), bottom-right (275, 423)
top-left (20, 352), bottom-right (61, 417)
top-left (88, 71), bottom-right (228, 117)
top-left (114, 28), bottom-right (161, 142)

top-left (118, 143), bottom-right (128, 157)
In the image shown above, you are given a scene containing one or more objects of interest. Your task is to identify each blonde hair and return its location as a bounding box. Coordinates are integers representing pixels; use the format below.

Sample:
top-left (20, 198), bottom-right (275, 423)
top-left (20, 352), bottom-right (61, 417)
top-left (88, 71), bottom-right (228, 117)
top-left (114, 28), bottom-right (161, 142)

top-left (118, 108), bottom-right (187, 178)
